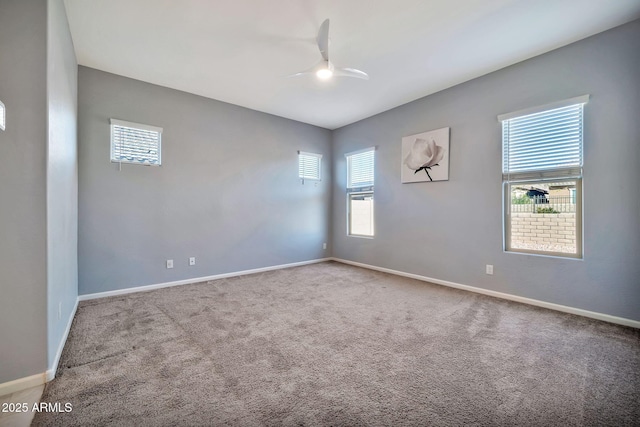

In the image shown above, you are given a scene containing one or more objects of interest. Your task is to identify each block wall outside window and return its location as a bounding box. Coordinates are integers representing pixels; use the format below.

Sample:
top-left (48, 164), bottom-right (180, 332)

top-left (500, 95), bottom-right (588, 258)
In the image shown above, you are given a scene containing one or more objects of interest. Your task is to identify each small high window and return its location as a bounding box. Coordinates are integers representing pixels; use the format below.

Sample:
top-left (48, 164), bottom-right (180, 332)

top-left (298, 151), bottom-right (322, 181)
top-left (0, 100), bottom-right (5, 131)
top-left (110, 119), bottom-right (162, 165)
top-left (346, 148), bottom-right (375, 237)
top-left (500, 95), bottom-right (588, 258)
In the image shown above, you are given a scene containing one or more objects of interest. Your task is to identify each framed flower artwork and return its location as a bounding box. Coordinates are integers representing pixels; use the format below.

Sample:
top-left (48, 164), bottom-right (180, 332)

top-left (401, 127), bottom-right (450, 183)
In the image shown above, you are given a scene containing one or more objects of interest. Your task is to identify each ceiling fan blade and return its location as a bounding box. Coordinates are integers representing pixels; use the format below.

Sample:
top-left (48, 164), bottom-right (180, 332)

top-left (287, 61), bottom-right (324, 78)
top-left (334, 67), bottom-right (369, 80)
top-left (288, 21), bottom-right (368, 82)
top-left (317, 19), bottom-right (330, 61)
top-left (287, 71), bottom-right (313, 78)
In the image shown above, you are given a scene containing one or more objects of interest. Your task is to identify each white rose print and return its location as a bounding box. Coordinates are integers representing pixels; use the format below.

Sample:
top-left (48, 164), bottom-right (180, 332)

top-left (403, 137), bottom-right (445, 181)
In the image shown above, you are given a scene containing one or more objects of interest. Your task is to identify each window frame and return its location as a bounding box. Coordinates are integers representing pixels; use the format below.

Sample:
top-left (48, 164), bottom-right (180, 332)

top-left (298, 151), bottom-right (322, 181)
top-left (346, 147), bottom-right (375, 189)
top-left (110, 118), bottom-right (163, 166)
top-left (503, 179), bottom-right (583, 259)
top-left (347, 191), bottom-right (375, 238)
top-left (345, 147), bottom-right (375, 237)
top-left (0, 100), bottom-right (5, 131)
top-left (500, 96), bottom-right (588, 259)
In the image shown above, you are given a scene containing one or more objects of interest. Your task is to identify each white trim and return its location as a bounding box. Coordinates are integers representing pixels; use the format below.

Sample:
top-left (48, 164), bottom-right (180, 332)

top-left (46, 298), bottom-right (79, 382)
top-left (497, 94), bottom-right (590, 122)
top-left (79, 258), bottom-right (331, 301)
top-left (0, 99), bottom-right (5, 131)
top-left (3, 255), bottom-right (636, 397)
top-left (1, 298), bottom-right (80, 395)
top-left (330, 257), bottom-right (640, 329)
top-left (344, 146), bottom-right (377, 157)
top-left (109, 118), bottom-right (163, 133)
top-left (298, 151), bottom-right (323, 159)
top-left (0, 373), bottom-right (46, 397)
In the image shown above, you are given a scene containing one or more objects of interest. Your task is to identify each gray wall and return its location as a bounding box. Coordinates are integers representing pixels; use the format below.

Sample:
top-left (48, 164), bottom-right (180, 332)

top-left (46, 0), bottom-right (78, 368)
top-left (0, 0), bottom-right (48, 383)
top-left (332, 20), bottom-right (640, 321)
top-left (78, 67), bottom-right (332, 295)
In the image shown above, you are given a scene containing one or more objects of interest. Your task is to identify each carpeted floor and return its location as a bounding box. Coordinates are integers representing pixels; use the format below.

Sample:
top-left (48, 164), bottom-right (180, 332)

top-left (33, 262), bottom-right (640, 426)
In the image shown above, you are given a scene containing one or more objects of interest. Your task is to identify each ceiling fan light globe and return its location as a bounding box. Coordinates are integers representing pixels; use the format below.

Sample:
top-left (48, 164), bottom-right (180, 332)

top-left (316, 68), bottom-right (333, 80)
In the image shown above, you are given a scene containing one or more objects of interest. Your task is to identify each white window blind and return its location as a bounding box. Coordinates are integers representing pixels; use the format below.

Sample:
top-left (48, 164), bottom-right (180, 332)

top-left (298, 151), bottom-right (322, 180)
top-left (0, 100), bottom-right (5, 131)
top-left (110, 119), bottom-right (162, 165)
top-left (501, 96), bottom-right (588, 181)
top-left (346, 148), bottom-right (375, 189)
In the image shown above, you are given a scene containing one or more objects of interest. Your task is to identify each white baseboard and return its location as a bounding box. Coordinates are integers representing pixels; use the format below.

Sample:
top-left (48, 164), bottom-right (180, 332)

top-left (46, 297), bottom-right (79, 382)
top-left (3, 258), bottom-right (332, 396)
top-left (0, 297), bottom-right (80, 395)
top-left (331, 257), bottom-right (640, 329)
top-left (0, 299), bottom-right (79, 396)
top-left (0, 373), bottom-right (46, 397)
top-left (79, 258), bottom-right (332, 301)
top-left (6, 255), bottom-right (633, 398)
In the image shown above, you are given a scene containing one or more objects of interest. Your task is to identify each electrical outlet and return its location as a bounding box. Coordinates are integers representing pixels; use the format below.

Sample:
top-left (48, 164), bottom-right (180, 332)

top-left (486, 264), bottom-right (494, 275)
top-left (189, 257), bottom-right (196, 266)
top-left (166, 259), bottom-right (174, 269)
top-left (323, 243), bottom-right (327, 250)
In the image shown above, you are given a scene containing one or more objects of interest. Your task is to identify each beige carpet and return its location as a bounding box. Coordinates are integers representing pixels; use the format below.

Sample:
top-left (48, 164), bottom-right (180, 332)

top-left (33, 262), bottom-right (639, 426)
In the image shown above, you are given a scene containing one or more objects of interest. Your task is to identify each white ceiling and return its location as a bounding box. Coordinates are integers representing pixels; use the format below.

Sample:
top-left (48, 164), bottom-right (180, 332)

top-left (63, 0), bottom-right (640, 130)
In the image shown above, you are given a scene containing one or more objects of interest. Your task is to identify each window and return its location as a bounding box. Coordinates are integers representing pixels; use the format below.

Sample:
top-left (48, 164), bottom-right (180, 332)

top-left (347, 148), bottom-right (375, 189)
top-left (298, 151), bottom-right (322, 181)
top-left (0, 100), bottom-right (5, 131)
top-left (500, 95), bottom-right (588, 258)
top-left (346, 148), bottom-right (375, 237)
top-left (349, 193), bottom-right (374, 236)
top-left (110, 119), bottom-right (162, 165)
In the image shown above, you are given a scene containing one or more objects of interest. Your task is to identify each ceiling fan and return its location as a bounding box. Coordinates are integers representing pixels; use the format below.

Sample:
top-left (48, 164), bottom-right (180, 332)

top-left (289, 19), bottom-right (369, 81)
